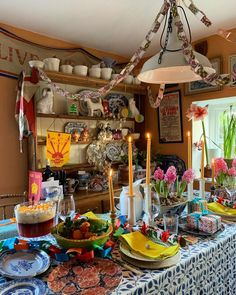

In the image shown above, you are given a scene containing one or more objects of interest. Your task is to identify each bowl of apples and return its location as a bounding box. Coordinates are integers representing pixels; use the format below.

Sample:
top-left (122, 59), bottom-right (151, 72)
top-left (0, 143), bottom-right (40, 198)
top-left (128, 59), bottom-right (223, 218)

top-left (51, 216), bottom-right (113, 249)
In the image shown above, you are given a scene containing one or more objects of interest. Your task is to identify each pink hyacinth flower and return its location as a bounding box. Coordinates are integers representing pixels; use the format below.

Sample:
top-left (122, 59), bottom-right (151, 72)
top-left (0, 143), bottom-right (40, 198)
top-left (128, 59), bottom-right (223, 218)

top-left (182, 169), bottom-right (195, 184)
top-left (214, 158), bottom-right (228, 176)
top-left (228, 167), bottom-right (236, 177)
top-left (164, 166), bottom-right (177, 184)
top-left (232, 158), bottom-right (236, 168)
top-left (154, 167), bottom-right (164, 180)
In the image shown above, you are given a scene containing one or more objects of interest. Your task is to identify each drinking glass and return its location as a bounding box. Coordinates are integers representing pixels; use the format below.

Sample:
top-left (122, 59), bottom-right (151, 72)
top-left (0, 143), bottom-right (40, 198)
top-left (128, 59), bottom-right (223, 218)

top-left (151, 191), bottom-right (160, 225)
top-left (163, 213), bottom-right (179, 235)
top-left (58, 194), bottom-right (75, 221)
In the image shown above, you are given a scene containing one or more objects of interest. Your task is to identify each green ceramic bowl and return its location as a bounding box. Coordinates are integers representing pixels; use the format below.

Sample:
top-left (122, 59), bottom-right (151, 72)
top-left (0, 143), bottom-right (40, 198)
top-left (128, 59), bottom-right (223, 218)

top-left (51, 218), bottom-right (112, 249)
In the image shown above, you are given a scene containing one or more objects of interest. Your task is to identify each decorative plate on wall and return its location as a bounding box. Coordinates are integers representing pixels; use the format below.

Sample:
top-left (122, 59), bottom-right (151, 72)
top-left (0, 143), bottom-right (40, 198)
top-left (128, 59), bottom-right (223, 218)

top-left (105, 93), bottom-right (128, 116)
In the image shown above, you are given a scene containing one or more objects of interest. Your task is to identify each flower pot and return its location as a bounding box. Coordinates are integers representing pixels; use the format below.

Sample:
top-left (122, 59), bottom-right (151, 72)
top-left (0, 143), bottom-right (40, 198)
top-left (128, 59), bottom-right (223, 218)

top-left (204, 166), bottom-right (212, 178)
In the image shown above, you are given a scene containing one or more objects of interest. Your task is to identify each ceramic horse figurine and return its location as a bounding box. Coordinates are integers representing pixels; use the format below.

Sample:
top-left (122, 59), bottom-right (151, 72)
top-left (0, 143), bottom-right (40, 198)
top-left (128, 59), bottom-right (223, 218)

top-left (83, 97), bottom-right (104, 117)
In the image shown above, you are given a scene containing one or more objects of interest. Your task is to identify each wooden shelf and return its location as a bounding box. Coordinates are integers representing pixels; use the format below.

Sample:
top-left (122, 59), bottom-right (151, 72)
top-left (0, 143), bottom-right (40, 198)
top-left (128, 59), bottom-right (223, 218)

top-left (37, 140), bottom-right (92, 146)
top-left (36, 113), bottom-right (134, 121)
top-left (45, 71), bottom-right (147, 95)
top-left (74, 185), bottom-right (122, 201)
top-left (37, 163), bottom-right (95, 173)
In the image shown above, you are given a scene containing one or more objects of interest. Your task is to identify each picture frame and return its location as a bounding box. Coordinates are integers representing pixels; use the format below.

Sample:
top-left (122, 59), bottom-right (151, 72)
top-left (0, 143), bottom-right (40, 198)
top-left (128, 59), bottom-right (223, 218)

top-left (157, 90), bottom-right (183, 143)
top-left (184, 57), bottom-right (222, 95)
top-left (229, 55), bottom-right (236, 87)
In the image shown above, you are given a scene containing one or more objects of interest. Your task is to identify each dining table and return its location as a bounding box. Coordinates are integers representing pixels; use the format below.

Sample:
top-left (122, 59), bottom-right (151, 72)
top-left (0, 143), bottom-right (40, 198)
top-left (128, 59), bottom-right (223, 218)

top-left (0, 201), bottom-right (236, 294)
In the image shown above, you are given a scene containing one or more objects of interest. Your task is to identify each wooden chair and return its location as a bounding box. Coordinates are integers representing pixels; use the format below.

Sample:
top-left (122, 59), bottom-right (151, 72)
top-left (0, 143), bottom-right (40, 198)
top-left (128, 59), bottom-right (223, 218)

top-left (0, 192), bottom-right (27, 220)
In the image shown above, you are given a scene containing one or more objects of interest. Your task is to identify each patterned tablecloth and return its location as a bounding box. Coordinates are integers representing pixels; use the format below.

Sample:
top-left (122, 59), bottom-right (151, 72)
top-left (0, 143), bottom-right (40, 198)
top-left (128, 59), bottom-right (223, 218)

top-left (0, 222), bottom-right (236, 295)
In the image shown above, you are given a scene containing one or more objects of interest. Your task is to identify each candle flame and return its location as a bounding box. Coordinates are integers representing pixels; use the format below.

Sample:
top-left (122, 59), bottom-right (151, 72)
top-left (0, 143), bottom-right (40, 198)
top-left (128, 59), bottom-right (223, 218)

top-left (146, 133), bottom-right (151, 139)
top-left (128, 136), bottom-right (132, 143)
top-left (187, 131), bottom-right (190, 137)
top-left (109, 169), bottom-right (113, 177)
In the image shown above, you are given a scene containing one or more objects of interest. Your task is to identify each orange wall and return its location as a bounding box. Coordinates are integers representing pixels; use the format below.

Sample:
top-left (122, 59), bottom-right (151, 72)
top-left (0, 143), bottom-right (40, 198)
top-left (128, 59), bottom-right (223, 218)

top-left (0, 23), bottom-right (128, 194)
top-left (146, 32), bottom-right (236, 166)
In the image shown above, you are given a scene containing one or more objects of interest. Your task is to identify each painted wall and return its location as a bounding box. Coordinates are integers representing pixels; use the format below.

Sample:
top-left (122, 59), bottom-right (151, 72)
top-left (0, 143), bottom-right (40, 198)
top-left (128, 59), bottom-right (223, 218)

top-left (145, 31), bottom-right (236, 167)
top-left (0, 23), bottom-right (128, 194)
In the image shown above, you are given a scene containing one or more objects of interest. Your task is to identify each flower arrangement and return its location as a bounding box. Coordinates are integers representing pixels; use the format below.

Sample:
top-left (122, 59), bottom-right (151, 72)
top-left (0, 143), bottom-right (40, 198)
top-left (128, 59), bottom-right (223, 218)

top-left (153, 166), bottom-right (195, 204)
top-left (215, 157), bottom-right (236, 187)
top-left (186, 104), bottom-right (209, 166)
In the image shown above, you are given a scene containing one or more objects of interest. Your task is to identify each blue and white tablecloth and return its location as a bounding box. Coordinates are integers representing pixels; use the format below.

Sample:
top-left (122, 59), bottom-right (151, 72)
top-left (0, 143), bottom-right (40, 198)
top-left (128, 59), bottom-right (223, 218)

top-left (0, 222), bottom-right (236, 295)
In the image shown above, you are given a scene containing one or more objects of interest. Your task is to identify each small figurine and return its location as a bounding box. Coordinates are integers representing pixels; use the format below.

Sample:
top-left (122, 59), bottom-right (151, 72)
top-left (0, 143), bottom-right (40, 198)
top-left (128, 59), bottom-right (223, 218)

top-left (129, 98), bottom-right (140, 118)
top-left (37, 87), bottom-right (54, 114)
top-left (83, 97), bottom-right (104, 117)
top-left (102, 99), bottom-right (110, 116)
top-left (72, 130), bottom-right (80, 142)
top-left (81, 127), bottom-right (89, 141)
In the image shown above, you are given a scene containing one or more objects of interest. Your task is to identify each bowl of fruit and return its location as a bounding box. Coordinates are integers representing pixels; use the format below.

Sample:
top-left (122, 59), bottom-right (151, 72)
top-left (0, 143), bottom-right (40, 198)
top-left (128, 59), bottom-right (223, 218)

top-left (51, 217), bottom-right (113, 249)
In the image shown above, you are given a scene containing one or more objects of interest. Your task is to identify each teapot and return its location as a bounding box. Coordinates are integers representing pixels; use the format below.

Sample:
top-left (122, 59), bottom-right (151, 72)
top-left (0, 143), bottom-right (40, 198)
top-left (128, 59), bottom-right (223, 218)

top-left (119, 178), bottom-right (144, 220)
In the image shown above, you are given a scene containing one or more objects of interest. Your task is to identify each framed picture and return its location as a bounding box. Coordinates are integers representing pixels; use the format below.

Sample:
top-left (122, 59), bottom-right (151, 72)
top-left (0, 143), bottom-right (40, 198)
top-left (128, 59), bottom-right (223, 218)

top-left (157, 90), bottom-right (183, 143)
top-left (184, 57), bottom-right (222, 95)
top-left (229, 55), bottom-right (236, 87)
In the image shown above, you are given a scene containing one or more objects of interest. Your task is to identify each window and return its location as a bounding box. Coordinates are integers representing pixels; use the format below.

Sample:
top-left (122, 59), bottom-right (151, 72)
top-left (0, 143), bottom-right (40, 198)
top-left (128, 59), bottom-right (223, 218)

top-left (192, 96), bottom-right (236, 177)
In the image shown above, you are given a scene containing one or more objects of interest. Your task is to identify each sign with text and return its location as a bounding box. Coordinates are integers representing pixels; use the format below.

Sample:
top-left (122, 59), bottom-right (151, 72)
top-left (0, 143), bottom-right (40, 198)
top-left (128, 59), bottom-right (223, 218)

top-left (0, 29), bottom-right (99, 78)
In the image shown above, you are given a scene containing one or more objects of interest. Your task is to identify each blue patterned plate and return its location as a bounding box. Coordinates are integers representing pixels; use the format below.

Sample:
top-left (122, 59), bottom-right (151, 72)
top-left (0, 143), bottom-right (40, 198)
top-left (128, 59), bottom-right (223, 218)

top-left (0, 249), bottom-right (50, 279)
top-left (0, 278), bottom-right (47, 295)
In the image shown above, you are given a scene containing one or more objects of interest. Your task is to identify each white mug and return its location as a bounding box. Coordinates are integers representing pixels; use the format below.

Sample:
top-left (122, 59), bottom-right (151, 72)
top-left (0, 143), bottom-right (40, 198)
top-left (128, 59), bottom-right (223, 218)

top-left (60, 65), bottom-right (73, 74)
top-left (101, 68), bottom-right (112, 80)
top-left (89, 67), bottom-right (101, 78)
top-left (74, 65), bottom-right (88, 76)
top-left (43, 58), bottom-right (60, 72)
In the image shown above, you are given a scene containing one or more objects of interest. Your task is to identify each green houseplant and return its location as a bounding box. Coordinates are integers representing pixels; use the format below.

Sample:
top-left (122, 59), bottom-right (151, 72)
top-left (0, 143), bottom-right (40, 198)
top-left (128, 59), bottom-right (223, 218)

top-left (221, 106), bottom-right (236, 164)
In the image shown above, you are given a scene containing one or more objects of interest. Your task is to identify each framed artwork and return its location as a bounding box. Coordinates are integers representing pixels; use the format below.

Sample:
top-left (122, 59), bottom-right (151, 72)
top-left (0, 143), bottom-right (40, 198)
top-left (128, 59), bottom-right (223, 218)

top-left (184, 57), bottom-right (222, 95)
top-left (229, 55), bottom-right (236, 87)
top-left (157, 90), bottom-right (183, 143)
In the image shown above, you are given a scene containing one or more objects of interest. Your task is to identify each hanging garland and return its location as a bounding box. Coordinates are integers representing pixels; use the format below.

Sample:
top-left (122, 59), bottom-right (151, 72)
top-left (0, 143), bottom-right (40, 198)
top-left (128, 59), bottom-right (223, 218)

top-left (38, 0), bottom-right (234, 110)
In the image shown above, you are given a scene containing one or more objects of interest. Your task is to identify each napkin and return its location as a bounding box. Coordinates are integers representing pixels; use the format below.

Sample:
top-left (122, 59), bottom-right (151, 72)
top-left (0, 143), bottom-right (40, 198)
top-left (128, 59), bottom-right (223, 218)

top-left (208, 202), bottom-right (236, 215)
top-left (120, 231), bottom-right (179, 260)
top-left (83, 211), bottom-right (99, 219)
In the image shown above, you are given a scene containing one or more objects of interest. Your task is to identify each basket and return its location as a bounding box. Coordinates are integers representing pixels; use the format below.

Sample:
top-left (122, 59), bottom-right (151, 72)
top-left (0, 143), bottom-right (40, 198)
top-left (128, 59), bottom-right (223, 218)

top-left (51, 219), bottom-right (113, 249)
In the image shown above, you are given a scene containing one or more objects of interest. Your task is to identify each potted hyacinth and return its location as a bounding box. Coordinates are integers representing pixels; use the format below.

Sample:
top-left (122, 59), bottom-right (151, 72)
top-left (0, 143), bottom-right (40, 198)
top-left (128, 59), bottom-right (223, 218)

top-left (152, 166), bottom-right (195, 208)
top-left (186, 104), bottom-right (211, 177)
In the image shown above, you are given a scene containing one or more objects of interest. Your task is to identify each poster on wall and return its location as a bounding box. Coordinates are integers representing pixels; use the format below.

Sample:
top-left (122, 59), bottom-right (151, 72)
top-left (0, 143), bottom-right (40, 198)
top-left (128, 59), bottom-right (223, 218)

top-left (46, 131), bottom-right (71, 167)
top-left (157, 90), bottom-right (183, 143)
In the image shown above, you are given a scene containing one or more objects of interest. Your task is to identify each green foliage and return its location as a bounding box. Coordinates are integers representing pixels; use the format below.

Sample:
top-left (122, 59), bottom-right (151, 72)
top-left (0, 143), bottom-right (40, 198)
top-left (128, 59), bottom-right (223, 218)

top-left (221, 106), bottom-right (236, 159)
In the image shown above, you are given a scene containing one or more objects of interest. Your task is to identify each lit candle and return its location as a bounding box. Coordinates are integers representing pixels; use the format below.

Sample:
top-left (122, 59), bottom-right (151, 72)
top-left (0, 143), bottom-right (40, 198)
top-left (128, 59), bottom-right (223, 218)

top-left (108, 169), bottom-right (115, 212)
top-left (128, 136), bottom-right (133, 196)
top-left (201, 138), bottom-right (205, 179)
top-left (211, 158), bottom-right (215, 187)
top-left (187, 131), bottom-right (192, 169)
top-left (146, 133), bottom-right (151, 185)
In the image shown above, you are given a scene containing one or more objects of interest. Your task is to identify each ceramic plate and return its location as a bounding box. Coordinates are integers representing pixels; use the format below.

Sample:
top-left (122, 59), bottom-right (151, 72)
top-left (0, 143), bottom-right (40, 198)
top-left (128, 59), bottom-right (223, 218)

top-left (47, 258), bottom-right (122, 294)
top-left (64, 122), bottom-right (87, 134)
top-left (179, 216), bottom-right (225, 236)
top-left (0, 249), bottom-right (50, 279)
top-left (0, 278), bottom-right (47, 295)
top-left (105, 142), bottom-right (122, 162)
top-left (105, 93), bottom-right (128, 115)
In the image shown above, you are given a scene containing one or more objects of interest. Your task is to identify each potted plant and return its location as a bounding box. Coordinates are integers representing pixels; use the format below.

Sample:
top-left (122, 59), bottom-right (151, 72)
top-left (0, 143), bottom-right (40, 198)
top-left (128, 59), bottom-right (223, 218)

top-left (152, 166), bottom-right (194, 215)
top-left (221, 106), bottom-right (236, 167)
top-left (186, 104), bottom-right (211, 177)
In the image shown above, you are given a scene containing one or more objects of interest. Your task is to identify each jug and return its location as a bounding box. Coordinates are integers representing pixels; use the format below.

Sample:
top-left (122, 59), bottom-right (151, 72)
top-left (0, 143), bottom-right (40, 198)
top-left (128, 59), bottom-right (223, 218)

top-left (119, 178), bottom-right (144, 220)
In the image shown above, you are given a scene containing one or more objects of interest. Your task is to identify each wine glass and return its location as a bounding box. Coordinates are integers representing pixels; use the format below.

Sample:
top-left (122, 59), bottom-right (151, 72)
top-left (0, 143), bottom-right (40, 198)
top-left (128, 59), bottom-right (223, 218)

top-left (58, 194), bottom-right (75, 222)
top-left (151, 191), bottom-right (160, 226)
top-left (225, 185), bottom-right (236, 202)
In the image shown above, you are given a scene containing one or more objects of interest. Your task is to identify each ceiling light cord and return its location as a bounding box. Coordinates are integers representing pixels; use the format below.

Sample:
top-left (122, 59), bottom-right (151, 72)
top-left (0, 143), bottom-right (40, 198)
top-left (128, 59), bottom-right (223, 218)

top-left (158, 5), bottom-right (191, 64)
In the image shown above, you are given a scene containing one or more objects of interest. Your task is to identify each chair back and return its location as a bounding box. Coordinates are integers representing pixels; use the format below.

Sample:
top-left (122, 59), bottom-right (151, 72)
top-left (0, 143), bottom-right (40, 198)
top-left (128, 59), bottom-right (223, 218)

top-left (0, 192), bottom-right (27, 220)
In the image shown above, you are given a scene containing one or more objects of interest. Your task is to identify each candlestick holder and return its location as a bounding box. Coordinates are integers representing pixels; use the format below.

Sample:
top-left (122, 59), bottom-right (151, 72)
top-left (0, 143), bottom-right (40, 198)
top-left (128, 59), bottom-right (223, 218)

top-left (187, 181), bottom-right (194, 201)
top-left (128, 195), bottom-right (136, 226)
top-left (199, 178), bottom-right (206, 198)
top-left (142, 184), bottom-right (152, 226)
top-left (110, 211), bottom-right (116, 232)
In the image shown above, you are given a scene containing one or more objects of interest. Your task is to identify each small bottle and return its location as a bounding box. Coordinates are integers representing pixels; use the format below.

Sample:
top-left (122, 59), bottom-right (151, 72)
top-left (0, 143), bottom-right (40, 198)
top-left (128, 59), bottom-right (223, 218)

top-left (42, 159), bottom-right (54, 181)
